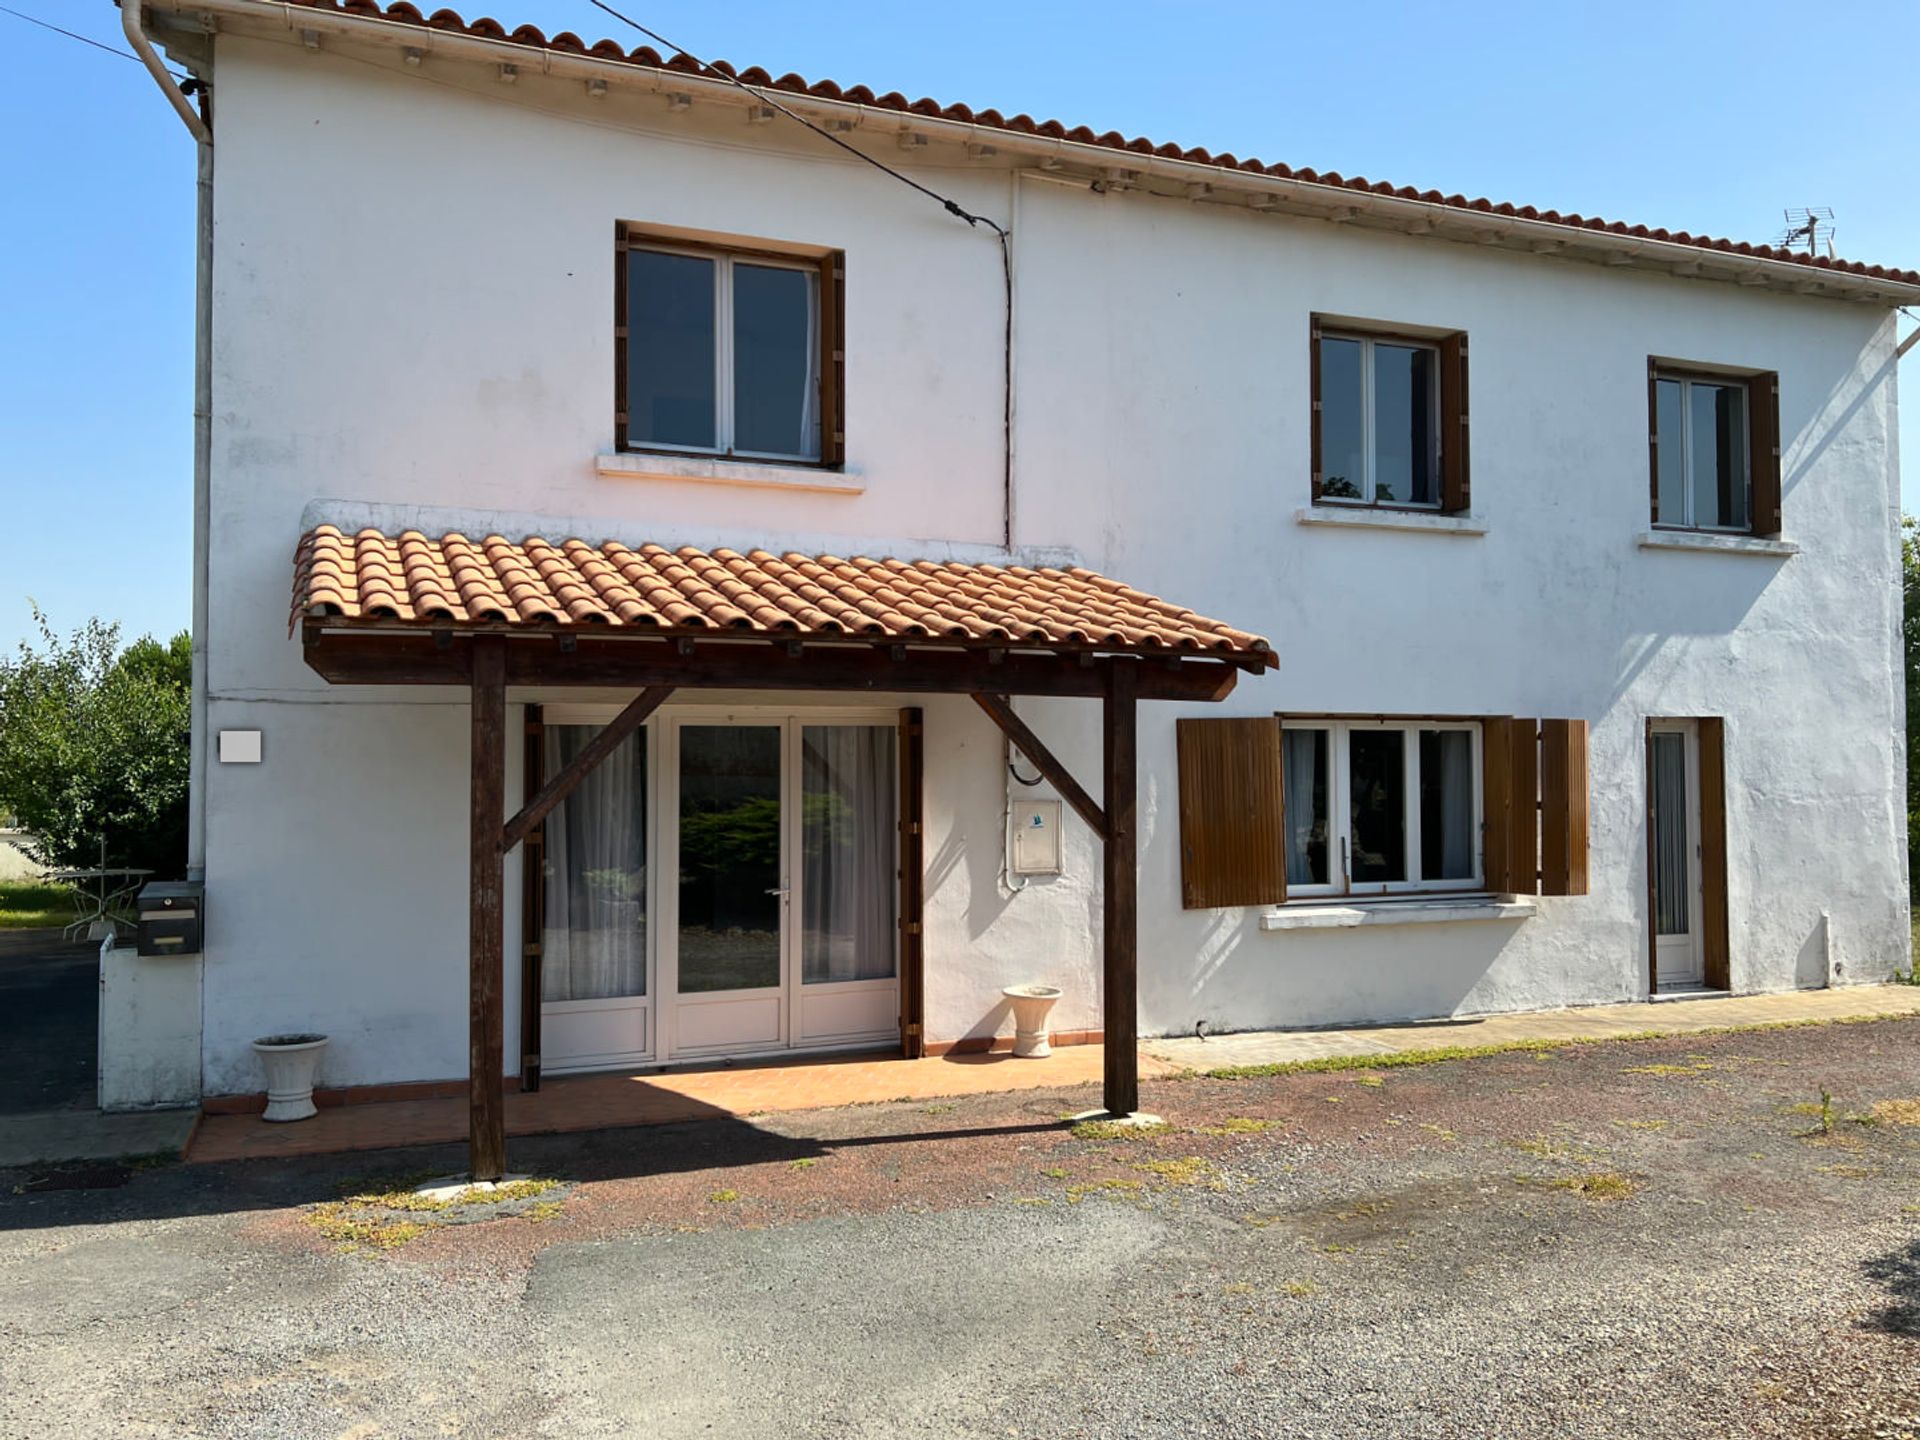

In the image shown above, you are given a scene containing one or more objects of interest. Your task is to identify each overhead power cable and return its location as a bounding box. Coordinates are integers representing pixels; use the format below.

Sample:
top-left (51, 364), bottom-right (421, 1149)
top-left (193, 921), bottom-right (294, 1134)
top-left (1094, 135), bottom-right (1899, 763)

top-left (0, 4), bottom-right (192, 80)
top-left (585, 0), bottom-right (1005, 239)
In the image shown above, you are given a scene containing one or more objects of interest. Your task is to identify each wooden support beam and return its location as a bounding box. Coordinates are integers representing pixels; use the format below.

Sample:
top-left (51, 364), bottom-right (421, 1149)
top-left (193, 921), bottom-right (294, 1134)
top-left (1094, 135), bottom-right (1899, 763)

top-left (299, 628), bottom-right (1247, 703)
top-left (971, 693), bottom-right (1107, 838)
top-left (469, 635), bottom-right (507, 1182)
top-left (501, 686), bottom-right (672, 853)
top-left (1102, 658), bottom-right (1139, 1118)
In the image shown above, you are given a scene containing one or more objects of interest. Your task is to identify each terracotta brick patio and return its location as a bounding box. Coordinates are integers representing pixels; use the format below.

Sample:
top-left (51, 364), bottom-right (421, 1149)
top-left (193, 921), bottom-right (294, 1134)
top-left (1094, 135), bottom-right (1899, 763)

top-left (188, 1044), bottom-right (1175, 1164)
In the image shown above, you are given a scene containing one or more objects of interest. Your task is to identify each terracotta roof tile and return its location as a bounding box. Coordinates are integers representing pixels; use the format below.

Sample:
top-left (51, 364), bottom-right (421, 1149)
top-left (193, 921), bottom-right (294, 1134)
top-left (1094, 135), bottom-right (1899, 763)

top-left (293, 526), bottom-right (1272, 661)
top-left (270, 0), bottom-right (1919, 286)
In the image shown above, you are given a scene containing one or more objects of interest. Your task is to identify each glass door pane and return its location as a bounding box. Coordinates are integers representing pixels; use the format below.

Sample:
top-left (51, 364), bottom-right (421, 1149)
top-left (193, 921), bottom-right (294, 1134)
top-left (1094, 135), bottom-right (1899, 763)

top-left (677, 725), bottom-right (782, 992)
top-left (1348, 729), bottom-right (1407, 885)
top-left (542, 724), bottom-right (647, 1001)
top-left (799, 726), bottom-right (897, 984)
top-left (1651, 732), bottom-right (1691, 936)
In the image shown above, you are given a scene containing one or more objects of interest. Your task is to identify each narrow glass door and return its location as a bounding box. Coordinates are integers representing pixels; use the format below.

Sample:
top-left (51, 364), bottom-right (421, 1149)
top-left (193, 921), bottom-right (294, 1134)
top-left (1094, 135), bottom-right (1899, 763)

top-left (1650, 727), bottom-right (1703, 988)
top-left (672, 724), bottom-right (785, 1052)
top-left (794, 725), bottom-right (901, 1045)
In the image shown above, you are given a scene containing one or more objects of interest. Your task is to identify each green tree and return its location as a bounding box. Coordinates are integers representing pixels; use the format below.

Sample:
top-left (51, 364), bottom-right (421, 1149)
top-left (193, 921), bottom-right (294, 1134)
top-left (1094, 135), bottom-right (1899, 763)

top-left (1905, 517), bottom-right (1920, 894)
top-left (0, 610), bottom-right (191, 875)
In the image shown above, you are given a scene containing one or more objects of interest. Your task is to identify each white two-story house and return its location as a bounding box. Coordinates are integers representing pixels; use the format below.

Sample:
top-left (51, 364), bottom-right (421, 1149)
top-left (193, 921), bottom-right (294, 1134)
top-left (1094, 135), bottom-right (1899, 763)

top-left (118, 0), bottom-right (1915, 1160)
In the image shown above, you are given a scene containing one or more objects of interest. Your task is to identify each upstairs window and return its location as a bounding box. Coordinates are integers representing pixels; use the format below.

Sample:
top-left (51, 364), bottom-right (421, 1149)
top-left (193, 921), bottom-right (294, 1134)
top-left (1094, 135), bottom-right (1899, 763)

top-left (1311, 318), bottom-right (1470, 513)
top-left (1648, 363), bottom-right (1780, 536)
top-left (615, 227), bottom-right (844, 465)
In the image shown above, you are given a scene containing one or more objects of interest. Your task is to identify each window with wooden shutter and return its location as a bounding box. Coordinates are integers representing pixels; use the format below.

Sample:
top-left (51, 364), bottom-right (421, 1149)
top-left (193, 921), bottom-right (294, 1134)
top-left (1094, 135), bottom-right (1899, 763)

top-left (1648, 360), bottom-right (1780, 537)
top-left (615, 225), bottom-right (844, 467)
top-left (1177, 716), bottom-right (1287, 909)
top-left (1309, 316), bottom-right (1466, 512)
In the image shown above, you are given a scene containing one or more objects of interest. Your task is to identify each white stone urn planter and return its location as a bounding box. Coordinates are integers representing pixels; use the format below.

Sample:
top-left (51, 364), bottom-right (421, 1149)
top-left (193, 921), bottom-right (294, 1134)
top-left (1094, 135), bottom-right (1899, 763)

top-left (252, 1033), bottom-right (329, 1122)
top-left (1001, 984), bottom-right (1062, 1058)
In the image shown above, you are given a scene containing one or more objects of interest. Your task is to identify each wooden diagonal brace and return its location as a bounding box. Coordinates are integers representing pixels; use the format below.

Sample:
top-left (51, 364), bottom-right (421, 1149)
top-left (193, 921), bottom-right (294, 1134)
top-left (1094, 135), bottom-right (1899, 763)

top-left (972, 692), bottom-right (1107, 839)
top-left (500, 686), bottom-right (673, 853)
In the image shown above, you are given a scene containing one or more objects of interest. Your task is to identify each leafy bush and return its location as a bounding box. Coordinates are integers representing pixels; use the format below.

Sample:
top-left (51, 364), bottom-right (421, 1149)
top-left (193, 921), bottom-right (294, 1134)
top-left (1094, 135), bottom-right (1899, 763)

top-left (0, 611), bottom-right (190, 875)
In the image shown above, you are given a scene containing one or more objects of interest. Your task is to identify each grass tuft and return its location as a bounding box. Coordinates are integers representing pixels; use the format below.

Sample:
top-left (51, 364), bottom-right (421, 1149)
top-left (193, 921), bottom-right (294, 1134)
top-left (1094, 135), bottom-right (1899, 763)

top-left (1065, 1178), bottom-right (1145, 1205)
top-left (1193, 1117), bottom-right (1276, 1135)
top-left (1200, 1014), bottom-right (1920, 1082)
top-left (1072, 1118), bottom-right (1171, 1142)
top-left (1870, 1097), bottom-right (1920, 1127)
top-left (708, 1188), bottom-right (739, 1205)
top-left (1533, 1171), bottom-right (1636, 1201)
top-left (1134, 1156), bottom-right (1222, 1188)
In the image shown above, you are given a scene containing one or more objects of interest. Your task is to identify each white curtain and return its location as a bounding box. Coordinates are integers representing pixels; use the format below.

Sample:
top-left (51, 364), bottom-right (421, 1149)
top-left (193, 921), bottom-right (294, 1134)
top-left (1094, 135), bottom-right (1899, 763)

top-left (800, 725), bottom-right (896, 984)
top-left (1652, 734), bottom-right (1690, 935)
top-left (1433, 730), bottom-right (1474, 880)
top-left (1282, 728), bottom-right (1327, 886)
top-left (541, 724), bottom-right (648, 1001)
top-left (799, 274), bottom-right (821, 459)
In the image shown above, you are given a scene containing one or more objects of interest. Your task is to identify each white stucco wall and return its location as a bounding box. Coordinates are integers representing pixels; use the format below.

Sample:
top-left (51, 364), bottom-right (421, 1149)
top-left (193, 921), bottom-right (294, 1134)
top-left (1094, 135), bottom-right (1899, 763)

top-left (193, 35), bottom-right (1908, 1091)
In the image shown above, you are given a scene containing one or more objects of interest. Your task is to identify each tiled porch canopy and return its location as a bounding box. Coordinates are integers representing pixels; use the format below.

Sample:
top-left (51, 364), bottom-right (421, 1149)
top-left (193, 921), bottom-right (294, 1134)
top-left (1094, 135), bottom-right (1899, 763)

top-left (293, 523), bottom-right (1272, 1182)
top-left (292, 526), bottom-right (1272, 662)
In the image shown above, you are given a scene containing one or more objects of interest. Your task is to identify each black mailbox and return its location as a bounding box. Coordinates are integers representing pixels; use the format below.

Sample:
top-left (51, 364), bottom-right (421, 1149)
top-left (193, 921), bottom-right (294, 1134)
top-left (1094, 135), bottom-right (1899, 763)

top-left (137, 881), bottom-right (204, 957)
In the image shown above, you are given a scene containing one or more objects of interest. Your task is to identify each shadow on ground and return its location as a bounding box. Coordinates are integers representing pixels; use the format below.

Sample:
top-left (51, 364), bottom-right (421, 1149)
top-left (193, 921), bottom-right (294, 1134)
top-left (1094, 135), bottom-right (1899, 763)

top-left (0, 1105), bottom-right (1074, 1234)
top-left (1863, 1237), bottom-right (1920, 1338)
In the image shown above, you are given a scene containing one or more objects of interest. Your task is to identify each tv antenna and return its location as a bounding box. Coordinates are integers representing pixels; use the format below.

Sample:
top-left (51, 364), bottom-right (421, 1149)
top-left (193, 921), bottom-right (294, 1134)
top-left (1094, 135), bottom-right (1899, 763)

top-left (1776, 207), bottom-right (1836, 258)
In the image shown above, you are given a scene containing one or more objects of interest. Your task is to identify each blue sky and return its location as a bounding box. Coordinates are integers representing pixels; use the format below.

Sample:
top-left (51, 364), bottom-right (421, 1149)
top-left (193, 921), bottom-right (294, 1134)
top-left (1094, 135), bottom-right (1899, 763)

top-left (1, 0), bottom-right (1914, 653)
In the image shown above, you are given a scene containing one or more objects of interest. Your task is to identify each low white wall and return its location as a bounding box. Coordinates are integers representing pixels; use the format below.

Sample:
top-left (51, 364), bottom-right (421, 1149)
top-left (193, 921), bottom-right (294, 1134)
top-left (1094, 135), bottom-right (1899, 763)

top-left (98, 940), bottom-right (203, 1111)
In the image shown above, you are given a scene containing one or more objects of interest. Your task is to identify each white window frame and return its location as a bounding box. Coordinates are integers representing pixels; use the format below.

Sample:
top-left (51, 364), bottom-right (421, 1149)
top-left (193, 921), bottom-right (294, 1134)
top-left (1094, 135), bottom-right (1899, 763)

top-left (626, 243), bottom-right (821, 464)
top-left (1281, 719), bottom-right (1483, 898)
top-left (1654, 372), bottom-right (1751, 533)
top-left (1319, 332), bottom-right (1443, 510)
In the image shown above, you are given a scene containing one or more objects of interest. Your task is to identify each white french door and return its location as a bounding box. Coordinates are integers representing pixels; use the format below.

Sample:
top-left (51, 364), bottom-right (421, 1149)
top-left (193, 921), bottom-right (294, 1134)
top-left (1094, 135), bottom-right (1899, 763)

top-left (539, 705), bottom-right (899, 1073)
top-left (1649, 721), bottom-right (1705, 990)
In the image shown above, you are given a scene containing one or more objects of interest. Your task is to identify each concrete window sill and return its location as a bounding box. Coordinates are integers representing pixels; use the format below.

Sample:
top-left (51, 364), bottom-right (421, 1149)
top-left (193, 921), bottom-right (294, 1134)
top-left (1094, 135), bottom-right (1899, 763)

top-left (1636, 529), bottom-right (1797, 558)
top-left (1294, 506), bottom-right (1488, 537)
top-left (1261, 897), bottom-right (1538, 931)
top-left (597, 451), bottom-right (865, 495)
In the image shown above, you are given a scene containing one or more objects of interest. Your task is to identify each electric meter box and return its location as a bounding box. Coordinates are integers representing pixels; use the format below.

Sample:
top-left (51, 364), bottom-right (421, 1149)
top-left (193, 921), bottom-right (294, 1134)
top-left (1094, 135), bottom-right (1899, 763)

top-left (1010, 798), bottom-right (1064, 876)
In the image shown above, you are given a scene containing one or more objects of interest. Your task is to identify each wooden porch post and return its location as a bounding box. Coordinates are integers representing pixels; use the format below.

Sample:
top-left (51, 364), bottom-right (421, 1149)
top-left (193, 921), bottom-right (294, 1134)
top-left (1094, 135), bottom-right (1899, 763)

top-left (470, 635), bottom-right (507, 1181)
top-left (1102, 658), bottom-right (1139, 1117)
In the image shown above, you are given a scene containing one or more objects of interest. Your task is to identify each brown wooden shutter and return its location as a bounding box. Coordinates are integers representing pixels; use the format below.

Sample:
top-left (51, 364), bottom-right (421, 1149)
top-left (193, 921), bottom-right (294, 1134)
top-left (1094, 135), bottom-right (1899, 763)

top-left (1176, 716), bottom-right (1286, 909)
top-left (1440, 331), bottom-right (1470, 513)
top-left (896, 706), bottom-right (925, 1057)
top-left (1748, 371), bottom-right (1781, 537)
top-left (613, 226), bottom-right (630, 453)
top-left (1539, 718), bottom-right (1589, 896)
top-left (1480, 717), bottom-right (1517, 893)
top-left (518, 703), bottom-right (545, 1091)
top-left (819, 252), bottom-right (846, 466)
top-left (1697, 717), bottom-right (1730, 990)
top-left (1647, 359), bottom-right (1663, 525)
top-left (1309, 318), bottom-right (1324, 503)
top-left (1482, 717), bottom-right (1540, 895)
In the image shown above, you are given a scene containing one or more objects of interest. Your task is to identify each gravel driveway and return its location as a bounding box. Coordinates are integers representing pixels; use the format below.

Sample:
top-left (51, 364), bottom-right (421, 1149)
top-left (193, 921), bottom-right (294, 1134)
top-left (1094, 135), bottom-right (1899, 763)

top-left (3, 1016), bottom-right (1918, 1439)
